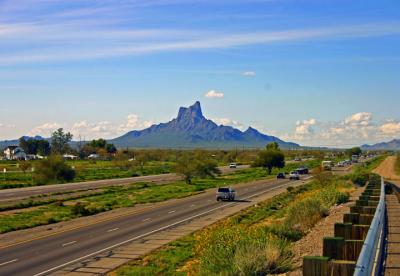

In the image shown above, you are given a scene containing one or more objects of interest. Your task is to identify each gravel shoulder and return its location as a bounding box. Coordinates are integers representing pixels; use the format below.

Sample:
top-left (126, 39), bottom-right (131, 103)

top-left (373, 156), bottom-right (400, 181)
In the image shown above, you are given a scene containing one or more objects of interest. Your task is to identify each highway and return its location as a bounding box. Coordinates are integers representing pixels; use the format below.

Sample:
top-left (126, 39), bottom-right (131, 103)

top-left (0, 165), bottom-right (249, 202)
top-left (0, 175), bottom-right (305, 276)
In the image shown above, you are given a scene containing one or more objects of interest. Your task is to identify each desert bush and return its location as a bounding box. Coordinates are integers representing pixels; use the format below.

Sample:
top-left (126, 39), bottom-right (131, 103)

top-left (351, 172), bottom-right (369, 186)
top-left (285, 186), bottom-right (348, 233)
top-left (196, 225), bottom-right (292, 275)
top-left (34, 155), bottom-right (76, 184)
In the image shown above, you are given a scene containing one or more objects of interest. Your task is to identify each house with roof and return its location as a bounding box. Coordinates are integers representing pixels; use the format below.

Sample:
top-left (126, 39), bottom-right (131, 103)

top-left (3, 146), bottom-right (27, 160)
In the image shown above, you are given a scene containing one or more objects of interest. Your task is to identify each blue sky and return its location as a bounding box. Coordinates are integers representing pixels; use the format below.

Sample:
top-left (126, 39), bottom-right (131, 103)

top-left (0, 0), bottom-right (399, 147)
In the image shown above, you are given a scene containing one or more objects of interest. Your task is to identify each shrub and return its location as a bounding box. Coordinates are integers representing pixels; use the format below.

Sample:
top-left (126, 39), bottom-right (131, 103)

top-left (71, 202), bottom-right (91, 216)
top-left (351, 172), bottom-right (369, 186)
top-left (34, 155), bottom-right (76, 184)
top-left (196, 226), bottom-right (292, 275)
top-left (285, 197), bottom-right (324, 232)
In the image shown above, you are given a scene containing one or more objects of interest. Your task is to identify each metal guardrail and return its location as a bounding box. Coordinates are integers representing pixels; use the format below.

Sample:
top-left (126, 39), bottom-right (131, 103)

top-left (354, 177), bottom-right (386, 276)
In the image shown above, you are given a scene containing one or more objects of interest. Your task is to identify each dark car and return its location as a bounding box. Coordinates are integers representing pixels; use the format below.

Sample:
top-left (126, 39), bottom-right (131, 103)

top-left (277, 172), bottom-right (285, 179)
top-left (296, 167), bottom-right (309, 174)
top-left (216, 187), bottom-right (236, 201)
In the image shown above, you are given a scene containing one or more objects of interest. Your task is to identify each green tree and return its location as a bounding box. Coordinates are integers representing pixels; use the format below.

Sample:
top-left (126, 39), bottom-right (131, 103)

top-left (34, 155), bottom-right (76, 184)
top-left (19, 137), bottom-right (51, 155)
top-left (346, 147), bottom-right (362, 157)
top-left (18, 160), bottom-right (32, 174)
top-left (253, 143), bottom-right (285, 174)
top-left (266, 142), bottom-right (280, 150)
top-left (51, 128), bottom-right (73, 154)
top-left (175, 153), bottom-right (221, 184)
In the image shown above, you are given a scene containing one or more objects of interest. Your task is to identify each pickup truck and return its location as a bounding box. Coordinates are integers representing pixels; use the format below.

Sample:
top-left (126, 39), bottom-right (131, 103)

top-left (216, 187), bottom-right (236, 201)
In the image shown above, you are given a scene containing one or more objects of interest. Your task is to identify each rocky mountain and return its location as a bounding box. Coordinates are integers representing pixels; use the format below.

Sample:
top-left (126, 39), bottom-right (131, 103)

top-left (361, 139), bottom-right (400, 150)
top-left (109, 101), bottom-right (300, 149)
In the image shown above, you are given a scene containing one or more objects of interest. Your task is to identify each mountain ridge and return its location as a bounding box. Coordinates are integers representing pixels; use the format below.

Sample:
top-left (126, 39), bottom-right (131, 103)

top-left (361, 139), bottom-right (400, 150)
top-left (109, 101), bottom-right (300, 149)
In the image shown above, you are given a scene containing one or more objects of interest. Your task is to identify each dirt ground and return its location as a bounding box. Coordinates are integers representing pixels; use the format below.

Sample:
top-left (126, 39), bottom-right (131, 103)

top-left (373, 156), bottom-right (400, 181)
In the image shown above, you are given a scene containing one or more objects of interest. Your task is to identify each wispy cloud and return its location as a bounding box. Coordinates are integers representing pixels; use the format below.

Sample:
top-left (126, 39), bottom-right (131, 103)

top-left (0, 5), bottom-right (400, 67)
top-left (242, 71), bottom-right (256, 76)
top-left (205, 90), bottom-right (224, 99)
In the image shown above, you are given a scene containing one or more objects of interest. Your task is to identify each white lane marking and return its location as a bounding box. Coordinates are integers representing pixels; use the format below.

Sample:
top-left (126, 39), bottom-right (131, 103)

top-left (62, 241), bottom-right (77, 247)
top-left (190, 204), bottom-right (196, 207)
top-left (34, 178), bottom-right (312, 276)
top-left (107, 228), bottom-right (119, 233)
top-left (142, 218), bottom-right (151, 222)
top-left (0, 259), bottom-right (18, 267)
top-left (168, 210), bottom-right (175, 214)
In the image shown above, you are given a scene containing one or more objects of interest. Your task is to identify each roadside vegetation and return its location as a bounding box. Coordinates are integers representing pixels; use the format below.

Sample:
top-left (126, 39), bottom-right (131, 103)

top-left (396, 152), bottom-right (400, 175)
top-left (115, 173), bottom-right (353, 276)
top-left (345, 155), bottom-right (386, 186)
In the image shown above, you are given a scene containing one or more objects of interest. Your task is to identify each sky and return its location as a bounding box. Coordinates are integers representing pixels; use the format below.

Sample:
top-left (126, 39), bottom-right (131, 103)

top-left (0, 0), bottom-right (399, 147)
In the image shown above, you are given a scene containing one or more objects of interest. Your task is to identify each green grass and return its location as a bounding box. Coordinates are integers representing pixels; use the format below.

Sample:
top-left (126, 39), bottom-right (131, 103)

top-left (0, 160), bottom-right (173, 189)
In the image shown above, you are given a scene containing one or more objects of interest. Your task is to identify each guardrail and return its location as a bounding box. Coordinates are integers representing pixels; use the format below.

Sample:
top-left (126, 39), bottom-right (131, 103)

top-left (302, 176), bottom-right (386, 276)
top-left (354, 177), bottom-right (386, 276)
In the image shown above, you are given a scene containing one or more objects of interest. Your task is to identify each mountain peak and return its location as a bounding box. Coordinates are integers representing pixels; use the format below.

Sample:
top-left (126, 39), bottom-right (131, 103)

top-left (245, 126), bottom-right (258, 133)
top-left (177, 101), bottom-right (204, 122)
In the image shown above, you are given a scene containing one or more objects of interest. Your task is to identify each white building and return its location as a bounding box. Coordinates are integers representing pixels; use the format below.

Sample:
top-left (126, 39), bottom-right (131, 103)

top-left (3, 146), bottom-right (27, 160)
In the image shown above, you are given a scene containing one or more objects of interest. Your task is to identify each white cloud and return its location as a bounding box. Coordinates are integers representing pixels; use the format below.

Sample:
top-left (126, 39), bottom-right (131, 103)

top-left (379, 121), bottom-right (400, 135)
top-left (213, 117), bottom-right (246, 131)
top-left (343, 112), bottom-right (372, 126)
top-left (117, 114), bottom-right (154, 134)
top-left (242, 71), bottom-right (256, 76)
top-left (205, 90), bottom-right (224, 99)
top-left (294, 118), bottom-right (317, 140)
top-left (29, 122), bottom-right (61, 136)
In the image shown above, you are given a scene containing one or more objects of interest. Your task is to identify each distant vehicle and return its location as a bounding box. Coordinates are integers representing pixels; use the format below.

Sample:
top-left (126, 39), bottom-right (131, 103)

top-left (337, 161), bottom-right (345, 167)
top-left (322, 161), bottom-right (333, 171)
top-left (229, 162), bottom-right (237, 168)
top-left (294, 157), bottom-right (301, 161)
top-left (216, 187), bottom-right (236, 201)
top-left (352, 155), bottom-right (359, 163)
top-left (296, 167), bottom-right (309, 174)
top-left (277, 172), bottom-right (285, 179)
top-left (88, 154), bottom-right (100, 160)
top-left (289, 171), bottom-right (300, 180)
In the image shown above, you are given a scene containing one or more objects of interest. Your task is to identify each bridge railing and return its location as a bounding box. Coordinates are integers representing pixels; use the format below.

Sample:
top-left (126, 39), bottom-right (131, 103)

top-left (354, 177), bottom-right (386, 276)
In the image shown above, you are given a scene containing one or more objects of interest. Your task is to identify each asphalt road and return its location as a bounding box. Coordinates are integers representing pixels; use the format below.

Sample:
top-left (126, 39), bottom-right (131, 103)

top-left (0, 175), bottom-right (306, 276)
top-left (0, 165), bottom-right (249, 202)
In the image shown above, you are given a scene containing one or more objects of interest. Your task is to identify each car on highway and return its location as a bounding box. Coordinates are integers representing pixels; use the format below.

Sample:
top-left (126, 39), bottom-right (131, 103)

top-left (295, 167), bottom-right (309, 174)
top-left (277, 172), bottom-right (285, 179)
top-left (289, 171), bottom-right (300, 180)
top-left (216, 187), bottom-right (236, 201)
top-left (229, 162), bottom-right (237, 168)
